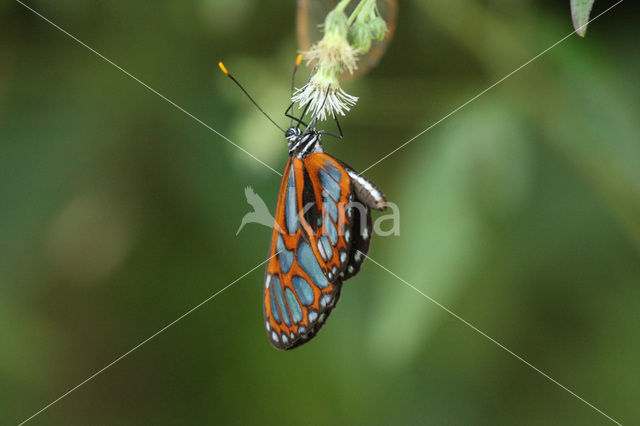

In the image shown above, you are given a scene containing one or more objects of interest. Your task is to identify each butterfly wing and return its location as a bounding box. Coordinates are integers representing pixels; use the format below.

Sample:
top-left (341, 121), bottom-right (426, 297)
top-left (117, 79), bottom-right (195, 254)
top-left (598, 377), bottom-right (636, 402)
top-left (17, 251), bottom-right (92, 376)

top-left (335, 161), bottom-right (387, 280)
top-left (302, 153), bottom-right (356, 280)
top-left (339, 203), bottom-right (373, 281)
top-left (263, 154), bottom-right (355, 349)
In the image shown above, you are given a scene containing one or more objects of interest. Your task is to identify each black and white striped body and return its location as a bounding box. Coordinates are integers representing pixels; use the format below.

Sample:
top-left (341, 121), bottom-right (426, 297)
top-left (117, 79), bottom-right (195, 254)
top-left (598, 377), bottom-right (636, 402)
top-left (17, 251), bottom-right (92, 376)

top-left (286, 126), bottom-right (323, 158)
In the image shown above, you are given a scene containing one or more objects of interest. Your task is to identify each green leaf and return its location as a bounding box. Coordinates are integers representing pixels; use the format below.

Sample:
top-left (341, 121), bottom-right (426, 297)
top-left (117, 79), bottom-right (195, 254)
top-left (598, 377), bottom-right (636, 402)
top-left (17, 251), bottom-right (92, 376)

top-left (571, 0), bottom-right (596, 37)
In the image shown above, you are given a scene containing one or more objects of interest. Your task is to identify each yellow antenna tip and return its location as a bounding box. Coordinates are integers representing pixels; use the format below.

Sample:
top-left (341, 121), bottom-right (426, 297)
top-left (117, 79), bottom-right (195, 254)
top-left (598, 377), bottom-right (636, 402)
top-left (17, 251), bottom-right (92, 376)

top-left (295, 54), bottom-right (303, 67)
top-left (218, 62), bottom-right (229, 76)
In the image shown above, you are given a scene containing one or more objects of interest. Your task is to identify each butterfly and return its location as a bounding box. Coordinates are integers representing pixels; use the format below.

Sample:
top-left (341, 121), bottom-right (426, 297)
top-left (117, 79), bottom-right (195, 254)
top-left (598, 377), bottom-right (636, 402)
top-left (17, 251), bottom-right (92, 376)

top-left (220, 59), bottom-right (387, 350)
top-left (263, 122), bottom-right (387, 349)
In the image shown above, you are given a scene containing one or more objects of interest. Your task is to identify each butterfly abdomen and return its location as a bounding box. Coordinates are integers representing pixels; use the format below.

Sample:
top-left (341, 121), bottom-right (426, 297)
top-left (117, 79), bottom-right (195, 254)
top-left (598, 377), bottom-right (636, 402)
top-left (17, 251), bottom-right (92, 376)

top-left (346, 169), bottom-right (387, 211)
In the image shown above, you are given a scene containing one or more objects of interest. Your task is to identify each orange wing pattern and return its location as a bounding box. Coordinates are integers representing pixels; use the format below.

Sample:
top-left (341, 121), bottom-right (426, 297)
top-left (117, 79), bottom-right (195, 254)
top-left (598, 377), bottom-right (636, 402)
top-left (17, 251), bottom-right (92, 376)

top-left (263, 153), bottom-right (355, 350)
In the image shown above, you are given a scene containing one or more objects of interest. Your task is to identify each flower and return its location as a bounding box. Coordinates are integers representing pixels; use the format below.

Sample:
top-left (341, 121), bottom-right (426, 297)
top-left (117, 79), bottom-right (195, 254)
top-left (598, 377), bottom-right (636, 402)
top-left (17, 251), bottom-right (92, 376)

top-left (292, 0), bottom-right (388, 121)
top-left (292, 8), bottom-right (359, 121)
top-left (291, 65), bottom-right (358, 121)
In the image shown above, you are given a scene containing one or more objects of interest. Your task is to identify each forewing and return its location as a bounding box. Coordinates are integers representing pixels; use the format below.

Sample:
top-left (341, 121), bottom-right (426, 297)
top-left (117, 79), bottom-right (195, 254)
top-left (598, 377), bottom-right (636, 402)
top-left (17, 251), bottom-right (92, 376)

top-left (302, 153), bottom-right (356, 280)
top-left (263, 156), bottom-right (351, 350)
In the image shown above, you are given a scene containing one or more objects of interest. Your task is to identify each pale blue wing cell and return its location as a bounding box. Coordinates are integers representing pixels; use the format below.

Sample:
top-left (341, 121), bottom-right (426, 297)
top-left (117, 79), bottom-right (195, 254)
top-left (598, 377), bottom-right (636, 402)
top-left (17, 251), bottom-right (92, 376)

top-left (292, 276), bottom-right (314, 305)
top-left (277, 234), bottom-right (294, 274)
top-left (285, 288), bottom-right (303, 323)
top-left (285, 167), bottom-right (298, 234)
top-left (322, 189), bottom-right (339, 222)
top-left (323, 164), bottom-right (342, 182)
top-left (319, 169), bottom-right (341, 201)
top-left (297, 241), bottom-right (329, 289)
top-left (272, 275), bottom-right (291, 326)
top-left (317, 238), bottom-right (328, 261)
top-left (319, 235), bottom-right (333, 261)
top-left (269, 276), bottom-right (281, 324)
top-left (324, 212), bottom-right (338, 245)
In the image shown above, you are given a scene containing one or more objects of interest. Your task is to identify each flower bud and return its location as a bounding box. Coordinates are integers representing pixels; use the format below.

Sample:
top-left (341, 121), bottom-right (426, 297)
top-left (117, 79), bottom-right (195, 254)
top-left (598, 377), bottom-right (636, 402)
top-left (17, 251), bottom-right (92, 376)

top-left (349, 21), bottom-right (372, 53)
top-left (369, 16), bottom-right (388, 40)
top-left (324, 9), bottom-right (349, 38)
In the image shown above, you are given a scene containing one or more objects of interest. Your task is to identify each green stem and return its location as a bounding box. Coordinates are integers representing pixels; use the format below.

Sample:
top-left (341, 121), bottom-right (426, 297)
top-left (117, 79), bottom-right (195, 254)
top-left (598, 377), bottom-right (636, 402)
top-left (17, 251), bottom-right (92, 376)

top-left (347, 0), bottom-right (371, 26)
top-left (335, 0), bottom-right (352, 13)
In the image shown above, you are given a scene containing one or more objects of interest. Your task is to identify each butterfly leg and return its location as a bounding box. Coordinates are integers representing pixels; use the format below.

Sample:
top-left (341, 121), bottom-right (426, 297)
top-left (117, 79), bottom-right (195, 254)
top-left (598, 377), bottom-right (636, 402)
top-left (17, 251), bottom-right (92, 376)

top-left (335, 114), bottom-right (344, 138)
top-left (285, 101), bottom-right (309, 128)
top-left (317, 114), bottom-right (343, 140)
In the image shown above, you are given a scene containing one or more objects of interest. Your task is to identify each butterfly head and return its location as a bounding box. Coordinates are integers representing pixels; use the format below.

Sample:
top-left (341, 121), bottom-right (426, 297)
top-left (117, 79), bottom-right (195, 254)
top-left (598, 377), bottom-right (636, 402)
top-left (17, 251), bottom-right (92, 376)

top-left (285, 126), bottom-right (302, 142)
top-left (286, 127), bottom-right (323, 158)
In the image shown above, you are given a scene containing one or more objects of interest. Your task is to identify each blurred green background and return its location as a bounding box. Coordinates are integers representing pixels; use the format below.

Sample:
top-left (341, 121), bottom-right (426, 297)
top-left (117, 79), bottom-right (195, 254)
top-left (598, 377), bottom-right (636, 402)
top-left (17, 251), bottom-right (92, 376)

top-left (1, 0), bottom-right (639, 424)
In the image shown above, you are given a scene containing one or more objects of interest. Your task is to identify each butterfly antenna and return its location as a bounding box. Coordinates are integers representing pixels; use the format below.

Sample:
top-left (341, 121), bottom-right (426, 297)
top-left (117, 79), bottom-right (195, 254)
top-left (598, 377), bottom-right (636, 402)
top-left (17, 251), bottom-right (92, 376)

top-left (291, 54), bottom-right (302, 97)
top-left (289, 54), bottom-right (303, 127)
top-left (219, 62), bottom-right (285, 133)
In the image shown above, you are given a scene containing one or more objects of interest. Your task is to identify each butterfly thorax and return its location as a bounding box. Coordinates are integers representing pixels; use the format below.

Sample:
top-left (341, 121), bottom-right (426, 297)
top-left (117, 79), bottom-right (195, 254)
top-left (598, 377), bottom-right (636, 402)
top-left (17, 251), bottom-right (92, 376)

top-left (285, 126), bottom-right (323, 158)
